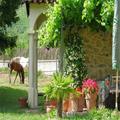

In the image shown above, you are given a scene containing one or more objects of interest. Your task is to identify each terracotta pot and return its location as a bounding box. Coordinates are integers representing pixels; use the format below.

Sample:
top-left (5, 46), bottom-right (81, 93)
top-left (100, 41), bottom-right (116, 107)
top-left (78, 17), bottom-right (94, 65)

top-left (63, 99), bottom-right (69, 112)
top-left (46, 106), bottom-right (55, 113)
top-left (77, 95), bottom-right (85, 112)
top-left (67, 99), bottom-right (72, 112)
top-left (85, 93), bottom-right (97, 110)
top-left (71, 95), bottom-right (78, 112)
top-left (45, 100), bottom-right (57, 113)
top-left (18, 97), bottom-right (28, 108)
top-left (68, 93), bottom-right (85, 112)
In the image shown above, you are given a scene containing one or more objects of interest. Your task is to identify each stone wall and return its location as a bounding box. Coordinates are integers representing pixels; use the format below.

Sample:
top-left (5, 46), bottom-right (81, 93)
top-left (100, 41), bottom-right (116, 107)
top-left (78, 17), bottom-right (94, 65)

top-left (79, 27), bottom-right (112, 80)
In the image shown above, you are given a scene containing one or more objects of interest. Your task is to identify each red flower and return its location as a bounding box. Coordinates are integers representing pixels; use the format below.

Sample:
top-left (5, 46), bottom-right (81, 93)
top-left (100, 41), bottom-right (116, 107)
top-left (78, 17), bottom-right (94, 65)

top-left (76, 87), bottom-right (82, 93)
top-left (76, 87), bottom-right (83, 96)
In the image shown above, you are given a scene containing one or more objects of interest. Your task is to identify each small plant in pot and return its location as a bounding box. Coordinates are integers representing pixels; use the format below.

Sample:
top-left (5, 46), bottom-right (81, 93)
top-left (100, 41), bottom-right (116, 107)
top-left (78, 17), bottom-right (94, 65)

top-left (44, 72), bottom-right (75, 118)
top-left (82, 78), bottom-right (99, 110)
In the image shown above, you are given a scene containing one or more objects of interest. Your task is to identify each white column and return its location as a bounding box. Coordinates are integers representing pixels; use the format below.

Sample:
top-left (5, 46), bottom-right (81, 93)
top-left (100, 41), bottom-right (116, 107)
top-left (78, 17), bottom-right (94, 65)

top-left (28, 30), bottom-right (38, 108)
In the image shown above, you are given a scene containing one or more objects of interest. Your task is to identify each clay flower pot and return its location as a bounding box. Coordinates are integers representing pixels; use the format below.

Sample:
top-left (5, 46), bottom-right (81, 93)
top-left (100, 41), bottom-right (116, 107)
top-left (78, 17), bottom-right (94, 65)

top-left (77, 95), bottom-right (85, 112)
top-left (75, 87), bottom-right (85, 112)
top-left (18, 97), bottom-right (28, 108)
top-left (45, 100), bottom-right (57, 113)
top-left (46, 106), bottom-right (55, 113)
top-left (63, 99), bottom-right (69, 112)
top-left (85, 93), bottom-right (97, 110)
top-left (69, 93), bottom-right (85, 112)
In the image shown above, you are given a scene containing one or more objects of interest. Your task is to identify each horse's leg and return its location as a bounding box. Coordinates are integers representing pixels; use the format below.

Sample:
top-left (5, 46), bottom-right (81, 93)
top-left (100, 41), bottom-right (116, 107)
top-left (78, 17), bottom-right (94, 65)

top-left (9, 69), bottom-right (12, 84)
top-left (19, 72), bottom-right (22, 84)
top-left (21, 69), bottom-right (24, 84)
top-left (14, 72), bottom-right (18, 84)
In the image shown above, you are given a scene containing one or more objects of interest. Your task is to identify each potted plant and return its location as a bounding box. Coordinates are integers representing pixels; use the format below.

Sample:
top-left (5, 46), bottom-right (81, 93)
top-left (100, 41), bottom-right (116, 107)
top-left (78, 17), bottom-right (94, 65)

top-left (44, 72), bottom-right (75, 118)
top-left (82, 79), bottom-right (99, 110)
top-left (18, 97), bottom-right (28, 108)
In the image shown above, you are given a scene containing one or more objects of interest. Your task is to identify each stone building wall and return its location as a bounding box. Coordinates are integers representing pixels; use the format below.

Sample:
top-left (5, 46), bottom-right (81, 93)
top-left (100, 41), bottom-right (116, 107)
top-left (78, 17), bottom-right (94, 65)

top-left (79, 27), bottom-right (112, 80)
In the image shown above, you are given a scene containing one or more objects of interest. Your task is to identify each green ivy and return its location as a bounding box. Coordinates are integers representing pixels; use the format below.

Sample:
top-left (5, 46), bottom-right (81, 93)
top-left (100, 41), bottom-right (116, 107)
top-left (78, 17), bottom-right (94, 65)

top-left (64, 32), bottom-right (87, 87)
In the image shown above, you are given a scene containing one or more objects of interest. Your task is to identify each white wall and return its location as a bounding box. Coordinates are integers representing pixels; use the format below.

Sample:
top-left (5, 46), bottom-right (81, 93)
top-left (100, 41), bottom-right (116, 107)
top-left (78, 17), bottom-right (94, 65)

top-left (0, 60), bottom-right (58, 75)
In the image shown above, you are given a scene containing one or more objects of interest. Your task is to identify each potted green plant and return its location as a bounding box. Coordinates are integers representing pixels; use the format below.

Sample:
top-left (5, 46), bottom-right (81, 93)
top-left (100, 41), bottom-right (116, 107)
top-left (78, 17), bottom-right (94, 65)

top-left (44, 72), bottom-right (75, 118)
top-left (82, 79), bottom-right (99, 110)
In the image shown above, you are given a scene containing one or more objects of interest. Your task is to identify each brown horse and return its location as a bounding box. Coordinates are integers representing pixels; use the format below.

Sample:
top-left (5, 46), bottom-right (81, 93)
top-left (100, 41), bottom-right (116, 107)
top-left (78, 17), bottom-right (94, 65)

top-left (8, 57), bottom-right (24, 84)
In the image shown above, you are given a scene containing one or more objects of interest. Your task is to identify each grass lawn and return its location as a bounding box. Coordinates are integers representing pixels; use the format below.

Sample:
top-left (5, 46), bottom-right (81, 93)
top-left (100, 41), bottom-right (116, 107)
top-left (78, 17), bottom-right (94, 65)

top-left (0, 68), bottom-right (49, 120)
top-left (0, 68), bottom-right (120, 120)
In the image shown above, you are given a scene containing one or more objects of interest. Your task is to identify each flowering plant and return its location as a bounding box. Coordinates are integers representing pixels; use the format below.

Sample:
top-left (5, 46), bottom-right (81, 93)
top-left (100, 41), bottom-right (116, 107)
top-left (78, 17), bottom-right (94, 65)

top-left (75, 87), bottom-right (83, 96)
top-left (82, 79), bottom-right (99, 95)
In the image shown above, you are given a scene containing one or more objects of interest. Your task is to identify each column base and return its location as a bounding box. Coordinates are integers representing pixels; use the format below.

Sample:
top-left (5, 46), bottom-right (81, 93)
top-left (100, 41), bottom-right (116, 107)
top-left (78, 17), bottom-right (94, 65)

top-left (28, 87), bottom-right (38, 109)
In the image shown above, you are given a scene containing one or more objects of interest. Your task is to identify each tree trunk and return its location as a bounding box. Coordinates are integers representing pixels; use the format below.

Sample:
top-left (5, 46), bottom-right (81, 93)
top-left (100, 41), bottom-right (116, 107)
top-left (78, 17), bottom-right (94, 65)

top-left (57, 98), bottom-right (63, 118)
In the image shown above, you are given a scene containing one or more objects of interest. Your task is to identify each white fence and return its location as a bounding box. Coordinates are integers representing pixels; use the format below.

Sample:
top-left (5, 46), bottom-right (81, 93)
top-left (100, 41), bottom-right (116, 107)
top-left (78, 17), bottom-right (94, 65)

top-left (0, 60), bottom-right (59, 75)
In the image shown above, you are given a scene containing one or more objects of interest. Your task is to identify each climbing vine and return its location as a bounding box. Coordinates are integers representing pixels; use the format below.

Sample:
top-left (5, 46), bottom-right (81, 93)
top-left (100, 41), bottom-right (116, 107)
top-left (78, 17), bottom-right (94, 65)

top-left (39, 0), bottom-right (114, 46)
top-left (64, 32), bottom-right (87, 87)
top-left (38, 0), bottom-right (114, 86)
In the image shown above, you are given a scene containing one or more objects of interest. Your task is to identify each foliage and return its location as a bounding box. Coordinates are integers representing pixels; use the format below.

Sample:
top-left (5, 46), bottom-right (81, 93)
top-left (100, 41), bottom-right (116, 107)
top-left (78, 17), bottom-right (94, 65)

top-left (64, 33), bottom-right (87, 87)
top-left (44, 72), bottom-right (75, 118)
top-left (38, 0), bottom-right (114, 87)
top-left (0, 32), bottom-right (17, 54)
top-left (82, 0), bottom-right (114, 30)
top-left (6, 5), bottom-right (29, 49)
top-left (82, 79), bottom-right (99, 94)
top-left (39, 0), bottom-right (114, 46)
top-left (4, 47), bottom-right (16, 58)
top-left (65, 108), bottom-right (120, 120)
top-left (38, 3), bottom-right (61, 47)
top-left (0, 0), bottom-right (21, 54)
top-left (44, 72), bottom-right (75, 100)
top-left (0, 0), bottom-right (21, 28)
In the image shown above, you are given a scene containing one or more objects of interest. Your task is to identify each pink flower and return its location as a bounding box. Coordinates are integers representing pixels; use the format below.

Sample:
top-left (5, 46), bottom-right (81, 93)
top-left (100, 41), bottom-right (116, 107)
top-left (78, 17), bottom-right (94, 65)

top-left (82, 79), bottom-right (99, 95)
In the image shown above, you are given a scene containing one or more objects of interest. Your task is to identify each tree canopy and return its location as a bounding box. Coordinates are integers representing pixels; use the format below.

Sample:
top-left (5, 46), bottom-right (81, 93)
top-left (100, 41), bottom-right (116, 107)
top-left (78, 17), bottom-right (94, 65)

top-left (0, 0), bottom-right (21, 54)
top-left (38, 0), bottom-right (114, 47)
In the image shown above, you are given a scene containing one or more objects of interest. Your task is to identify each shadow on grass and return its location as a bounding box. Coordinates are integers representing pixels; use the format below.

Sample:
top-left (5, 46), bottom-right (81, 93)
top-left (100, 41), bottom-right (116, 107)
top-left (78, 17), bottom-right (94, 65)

top-left (0, 86), bottom-right (27, 113)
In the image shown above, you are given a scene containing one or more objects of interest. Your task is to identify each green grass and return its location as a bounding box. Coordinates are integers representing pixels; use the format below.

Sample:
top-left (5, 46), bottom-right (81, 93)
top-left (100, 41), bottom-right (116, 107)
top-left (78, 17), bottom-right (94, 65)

top-left (0, 69), bottom-right (120, 119)
top-left (0, 86), bottom-right (48, 120)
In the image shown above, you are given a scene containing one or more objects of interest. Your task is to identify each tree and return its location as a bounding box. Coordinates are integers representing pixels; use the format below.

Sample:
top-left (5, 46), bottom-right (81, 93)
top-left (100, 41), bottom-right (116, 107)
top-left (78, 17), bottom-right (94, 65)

top-left (0, 0), bottom-right (21, 54)
top-left (6, 5), bottom-right (29, 49)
